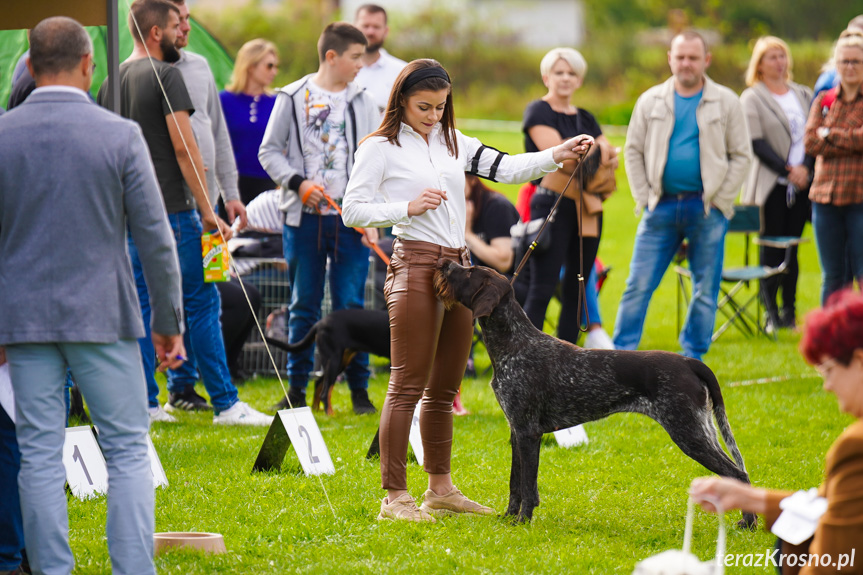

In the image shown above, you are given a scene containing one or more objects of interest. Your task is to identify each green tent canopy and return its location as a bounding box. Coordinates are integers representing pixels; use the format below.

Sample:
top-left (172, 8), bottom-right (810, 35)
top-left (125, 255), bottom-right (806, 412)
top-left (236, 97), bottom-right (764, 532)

top-left (1, 3), bottom-right (234, 108)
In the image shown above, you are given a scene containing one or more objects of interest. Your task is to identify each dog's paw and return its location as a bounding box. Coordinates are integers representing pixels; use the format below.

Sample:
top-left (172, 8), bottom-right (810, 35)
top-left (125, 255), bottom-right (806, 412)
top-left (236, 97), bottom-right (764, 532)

top-left (511, 513), bottom-right (532, 525)
top-left (737, 513), bottom-right (758, 531)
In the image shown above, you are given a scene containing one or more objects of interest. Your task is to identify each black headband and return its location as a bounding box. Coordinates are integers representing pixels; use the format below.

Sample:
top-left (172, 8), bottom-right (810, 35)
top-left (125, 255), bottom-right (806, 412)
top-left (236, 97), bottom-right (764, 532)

top-left (401, 67), bottom-right (451, 93)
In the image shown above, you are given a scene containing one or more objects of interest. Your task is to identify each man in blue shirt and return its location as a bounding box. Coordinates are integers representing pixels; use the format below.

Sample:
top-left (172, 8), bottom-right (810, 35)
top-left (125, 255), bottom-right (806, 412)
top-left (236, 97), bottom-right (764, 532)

top-left (613, 32), bottom-right (751, 361)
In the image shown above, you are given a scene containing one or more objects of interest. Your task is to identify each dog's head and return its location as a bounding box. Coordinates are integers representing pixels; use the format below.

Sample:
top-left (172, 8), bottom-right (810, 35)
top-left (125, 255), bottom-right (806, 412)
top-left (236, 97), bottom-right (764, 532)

top-left (434, 261), bottom-right (513, 320)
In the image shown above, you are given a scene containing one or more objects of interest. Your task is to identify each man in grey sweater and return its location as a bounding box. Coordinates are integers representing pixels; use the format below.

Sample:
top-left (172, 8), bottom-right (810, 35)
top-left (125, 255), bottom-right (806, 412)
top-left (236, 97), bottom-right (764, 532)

top-left (0, 17), bottom-right (184, 573)
top-left (165, 0), bottom-right (250, 410)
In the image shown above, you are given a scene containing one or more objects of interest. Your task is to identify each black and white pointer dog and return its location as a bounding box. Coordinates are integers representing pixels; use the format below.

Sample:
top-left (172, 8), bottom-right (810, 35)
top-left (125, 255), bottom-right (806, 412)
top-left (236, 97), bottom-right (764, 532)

top-left (434, 261), bottom-right (756, 527)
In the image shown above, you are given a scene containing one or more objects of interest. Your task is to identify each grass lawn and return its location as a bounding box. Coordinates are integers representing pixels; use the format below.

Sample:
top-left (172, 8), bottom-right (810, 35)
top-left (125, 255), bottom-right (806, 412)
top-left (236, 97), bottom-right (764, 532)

top-left (64, 128), bottom-right (851, 574)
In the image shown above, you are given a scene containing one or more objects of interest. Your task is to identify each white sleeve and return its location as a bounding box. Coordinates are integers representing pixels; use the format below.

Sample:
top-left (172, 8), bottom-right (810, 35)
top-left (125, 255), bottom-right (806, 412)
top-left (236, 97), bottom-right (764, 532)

top-left (342, 142), bottom-right (412, 228)
top-left (459, 131), bottom-right (561, 184)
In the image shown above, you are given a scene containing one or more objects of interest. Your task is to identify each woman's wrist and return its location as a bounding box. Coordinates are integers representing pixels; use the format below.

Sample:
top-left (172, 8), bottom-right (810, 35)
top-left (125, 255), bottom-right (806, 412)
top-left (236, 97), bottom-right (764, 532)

top-left (741, 485), bottom-right (768, 514)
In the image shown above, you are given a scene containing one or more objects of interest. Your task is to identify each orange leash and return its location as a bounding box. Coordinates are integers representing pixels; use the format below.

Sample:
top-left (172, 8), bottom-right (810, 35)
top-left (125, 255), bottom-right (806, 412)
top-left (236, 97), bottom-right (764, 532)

top-left (320, 193), bottom-right (391, 266)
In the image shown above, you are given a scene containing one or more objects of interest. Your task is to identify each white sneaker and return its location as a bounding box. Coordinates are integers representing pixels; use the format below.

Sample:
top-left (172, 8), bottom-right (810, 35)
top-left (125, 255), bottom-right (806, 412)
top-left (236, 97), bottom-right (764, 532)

top-left (213, 401), bottom-right (274, 426)
top-left (148, 405), bottom-right (178, 423)
top-left (584, 327), bottom-right (615, 350)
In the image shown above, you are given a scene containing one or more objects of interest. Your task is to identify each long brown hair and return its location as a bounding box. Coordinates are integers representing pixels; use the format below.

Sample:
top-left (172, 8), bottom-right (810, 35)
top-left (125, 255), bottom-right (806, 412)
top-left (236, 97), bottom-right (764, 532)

top-left (362, 59), bottom-right (458, 157)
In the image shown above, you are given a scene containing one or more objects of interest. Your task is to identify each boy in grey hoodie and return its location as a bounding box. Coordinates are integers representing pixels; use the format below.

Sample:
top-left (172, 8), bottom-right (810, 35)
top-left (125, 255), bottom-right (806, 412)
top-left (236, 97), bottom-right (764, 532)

top-left (259, 22), bottom-right (380, 414)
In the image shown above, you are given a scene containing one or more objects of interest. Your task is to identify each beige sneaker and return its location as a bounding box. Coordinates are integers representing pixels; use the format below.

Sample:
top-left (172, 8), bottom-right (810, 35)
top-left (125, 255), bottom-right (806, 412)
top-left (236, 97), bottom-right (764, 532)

top-left (420, 486), bottom-right (495, 517)
top-left (377, 493), bottom-right (436, 523)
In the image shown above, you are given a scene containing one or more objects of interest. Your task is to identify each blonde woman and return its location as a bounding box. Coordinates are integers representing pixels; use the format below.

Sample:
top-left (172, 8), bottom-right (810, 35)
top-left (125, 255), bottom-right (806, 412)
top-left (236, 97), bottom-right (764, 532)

top-left (740, 36), bottom-right (813, 330)
top-left (220, 39), bottom-right (280, 204)
top-left (805, 30), bottom-right (863, 305)
top-left (521, 47), bottom-right (610, 347)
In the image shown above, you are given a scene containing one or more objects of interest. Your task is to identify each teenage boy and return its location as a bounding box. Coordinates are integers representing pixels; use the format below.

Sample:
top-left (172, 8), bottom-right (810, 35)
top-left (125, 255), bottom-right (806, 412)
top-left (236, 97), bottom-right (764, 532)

top-left (259, 23), bottom-right (379, 414)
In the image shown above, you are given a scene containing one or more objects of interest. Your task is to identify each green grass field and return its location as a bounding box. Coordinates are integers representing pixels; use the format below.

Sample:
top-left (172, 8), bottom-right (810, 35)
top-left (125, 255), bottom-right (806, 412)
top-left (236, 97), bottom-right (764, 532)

top-left (64, 129), bottom-right (851, 574)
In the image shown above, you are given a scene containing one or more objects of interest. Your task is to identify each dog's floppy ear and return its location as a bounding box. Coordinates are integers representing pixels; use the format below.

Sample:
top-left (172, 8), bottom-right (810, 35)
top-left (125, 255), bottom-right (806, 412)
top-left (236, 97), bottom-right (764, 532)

top-left (470, 276), bottom-right (511, 320)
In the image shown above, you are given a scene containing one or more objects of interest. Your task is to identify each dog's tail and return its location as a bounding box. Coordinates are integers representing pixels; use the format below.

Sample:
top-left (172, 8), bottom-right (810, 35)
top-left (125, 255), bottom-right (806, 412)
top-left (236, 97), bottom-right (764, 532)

top-left (265, 323), bottom-right (319, 354)
top-left (692, 360), bottom-right (748, 475)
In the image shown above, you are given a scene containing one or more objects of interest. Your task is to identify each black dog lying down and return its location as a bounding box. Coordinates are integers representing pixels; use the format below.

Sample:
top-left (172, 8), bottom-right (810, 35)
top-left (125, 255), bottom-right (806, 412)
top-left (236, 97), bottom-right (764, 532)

top-left (265, 308), bottom-right (390, 414)
top-left (435, 261), bottom-right (756, 527)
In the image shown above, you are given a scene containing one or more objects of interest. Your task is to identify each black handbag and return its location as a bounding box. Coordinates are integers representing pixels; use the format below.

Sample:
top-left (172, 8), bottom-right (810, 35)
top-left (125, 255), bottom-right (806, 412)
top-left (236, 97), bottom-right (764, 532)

top-left (510, 216), bottom-right (553, 265)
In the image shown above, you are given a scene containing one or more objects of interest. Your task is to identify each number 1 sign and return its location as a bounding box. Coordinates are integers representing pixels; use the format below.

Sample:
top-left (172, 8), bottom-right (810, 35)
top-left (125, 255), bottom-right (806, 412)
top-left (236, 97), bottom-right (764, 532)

top-left (63, 426), bottom-right (108, 499)
top-left (253, 407), bottom-right (334, 475)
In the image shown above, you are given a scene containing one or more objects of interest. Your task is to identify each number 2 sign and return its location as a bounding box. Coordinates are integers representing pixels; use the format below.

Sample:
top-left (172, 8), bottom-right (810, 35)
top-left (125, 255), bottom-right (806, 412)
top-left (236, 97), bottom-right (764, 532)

top-left (252, 407), bottom-right (335, 475)
top-left (63, 426), bottom-right (108, 499)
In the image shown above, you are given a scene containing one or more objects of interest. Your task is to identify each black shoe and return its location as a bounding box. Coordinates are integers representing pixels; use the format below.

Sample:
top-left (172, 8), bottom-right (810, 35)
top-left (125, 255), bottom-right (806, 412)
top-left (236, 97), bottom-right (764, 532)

top-left (165, 387), bottom-right (212, 412)
top-left (271, 388), bottom-right (306, 411)
top-left (779, 309), bottom-right (797, 330)
top-left (351, 389), bottom-right (376, 415)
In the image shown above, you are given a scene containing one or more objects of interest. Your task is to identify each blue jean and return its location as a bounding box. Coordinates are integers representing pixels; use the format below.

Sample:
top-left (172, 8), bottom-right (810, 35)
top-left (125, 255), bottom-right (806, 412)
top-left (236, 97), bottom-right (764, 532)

top-left (282, 215), bottom-right (370, 390)
top-left (128, 209), bottom-right (238, 412)
top-left (580, 264), bottom-right (602, 328)
top-left (0, 398), bottom-right (23, 571)
top-left (613, 196), bottom-right (729, 360)
top-left (7, 340), bottom-right (155, 575)
top-left (811, 202), bottom-right (863, 305)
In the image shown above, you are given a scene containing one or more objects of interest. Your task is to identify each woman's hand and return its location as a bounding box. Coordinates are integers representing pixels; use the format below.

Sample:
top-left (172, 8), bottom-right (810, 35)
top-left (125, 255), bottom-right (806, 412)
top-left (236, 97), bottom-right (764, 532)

top-left (361, 227), bottom-right (379, 249)
top-left (689, 476), bottom-right (767, 514)
top-left (788, 165), bottom-right (810, 189)
top-left (552, 135), bottom-right (594, 165)
top-left (407, 188), bottom-right (448, 217)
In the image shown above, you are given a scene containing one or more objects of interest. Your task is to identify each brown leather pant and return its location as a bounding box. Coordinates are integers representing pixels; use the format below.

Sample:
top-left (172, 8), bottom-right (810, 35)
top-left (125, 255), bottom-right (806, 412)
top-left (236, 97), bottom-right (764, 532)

top-left (380, 239), bottom-right (473, 490)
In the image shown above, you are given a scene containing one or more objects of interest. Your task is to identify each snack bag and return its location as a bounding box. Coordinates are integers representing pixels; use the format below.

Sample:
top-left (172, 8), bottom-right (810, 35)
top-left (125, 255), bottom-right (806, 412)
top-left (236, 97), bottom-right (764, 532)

top-left (201, 231), bottom-right (230, 283)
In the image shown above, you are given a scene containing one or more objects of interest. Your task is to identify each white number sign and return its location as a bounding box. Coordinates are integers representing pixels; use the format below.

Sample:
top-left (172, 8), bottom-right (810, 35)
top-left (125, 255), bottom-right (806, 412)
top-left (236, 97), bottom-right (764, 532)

top-left (147, 435), bottom-right (168, 488)
top-left (63, 426), bottom-right (108, 499)
top-left (553, 424), bottom-right (589, 448)
top-left (409, 401), bottom-right (424, 466)
top-left (279, 407), bottom-right (334, 475)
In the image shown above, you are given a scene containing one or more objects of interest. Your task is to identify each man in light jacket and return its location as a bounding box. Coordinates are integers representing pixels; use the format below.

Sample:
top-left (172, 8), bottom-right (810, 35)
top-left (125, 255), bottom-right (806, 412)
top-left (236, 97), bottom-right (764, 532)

top-left (259, 22), bottom-right (380, 414)
top-left (613, 31), bottom-right (752, 361)
top-left (0, 17), bottom-right (184, 573)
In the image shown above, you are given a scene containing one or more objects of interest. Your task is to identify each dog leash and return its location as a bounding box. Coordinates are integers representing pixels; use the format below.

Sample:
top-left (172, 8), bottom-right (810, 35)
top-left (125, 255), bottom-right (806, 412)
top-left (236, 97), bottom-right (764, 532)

top-left (317, 192), bottom-right (391, 265)
top-left (509, 143), bottom-right (592, 332)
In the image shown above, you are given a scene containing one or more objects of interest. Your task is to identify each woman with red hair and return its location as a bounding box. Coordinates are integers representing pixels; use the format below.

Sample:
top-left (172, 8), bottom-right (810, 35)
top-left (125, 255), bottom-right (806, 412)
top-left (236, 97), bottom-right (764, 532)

top-left (690, 290), bottom-right (863, 573)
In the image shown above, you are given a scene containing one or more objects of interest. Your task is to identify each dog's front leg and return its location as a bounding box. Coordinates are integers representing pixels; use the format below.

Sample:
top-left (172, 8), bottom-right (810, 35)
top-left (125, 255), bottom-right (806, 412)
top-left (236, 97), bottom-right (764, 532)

top-left (515, 432), bottom-right (542, 524)
top-left (505, 430), bottom-right (522, 518)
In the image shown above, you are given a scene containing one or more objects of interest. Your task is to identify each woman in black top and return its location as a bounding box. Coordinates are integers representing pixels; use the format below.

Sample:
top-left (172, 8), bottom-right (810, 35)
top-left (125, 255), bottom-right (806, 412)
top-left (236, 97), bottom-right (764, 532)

top-left (522, 47), bottom-right (605, 343)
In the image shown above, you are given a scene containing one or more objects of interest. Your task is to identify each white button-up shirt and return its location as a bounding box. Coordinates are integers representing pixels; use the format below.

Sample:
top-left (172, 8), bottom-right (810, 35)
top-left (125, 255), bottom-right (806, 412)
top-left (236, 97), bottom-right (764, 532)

top-left (343, 123), bottom-right (561, 248)
top-left (355, 48), bottom-right (407, 113)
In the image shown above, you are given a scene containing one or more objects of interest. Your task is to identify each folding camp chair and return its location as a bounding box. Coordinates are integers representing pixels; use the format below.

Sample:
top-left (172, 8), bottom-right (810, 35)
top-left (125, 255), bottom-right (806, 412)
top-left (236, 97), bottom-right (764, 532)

top-left (674, 204), bottom-right (808, 342)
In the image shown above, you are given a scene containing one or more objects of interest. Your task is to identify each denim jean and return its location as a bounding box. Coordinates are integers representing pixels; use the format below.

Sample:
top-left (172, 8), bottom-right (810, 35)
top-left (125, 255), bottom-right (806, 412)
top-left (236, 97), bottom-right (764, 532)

top-left (580, 264), bottom-right (602, 328)
top-left (613, 195), bottom-right (729, 361)
top-left (128, 209), bottom-right (238, 412)
top-left (0, 399), bottom-right (23, 571)
top-left (811, 202), bottom-right (863, 305)
top-left (282, 214), bottom-right (370, 391)
top-left (7, 340), bottom-right (155, 575)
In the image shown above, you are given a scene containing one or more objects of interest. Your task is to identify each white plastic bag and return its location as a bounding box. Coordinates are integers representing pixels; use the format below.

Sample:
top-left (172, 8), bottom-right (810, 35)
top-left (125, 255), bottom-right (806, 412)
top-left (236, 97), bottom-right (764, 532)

top-left (632, 498), bottom-right (725, 575)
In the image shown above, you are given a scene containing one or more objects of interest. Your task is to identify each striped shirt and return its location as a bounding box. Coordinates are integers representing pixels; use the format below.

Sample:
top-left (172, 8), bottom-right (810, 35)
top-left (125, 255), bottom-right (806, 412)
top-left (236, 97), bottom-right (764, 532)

top-left (805, 88), bottom-right (863, 206)
top-left (230, 189), bottom-right (282, 275)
